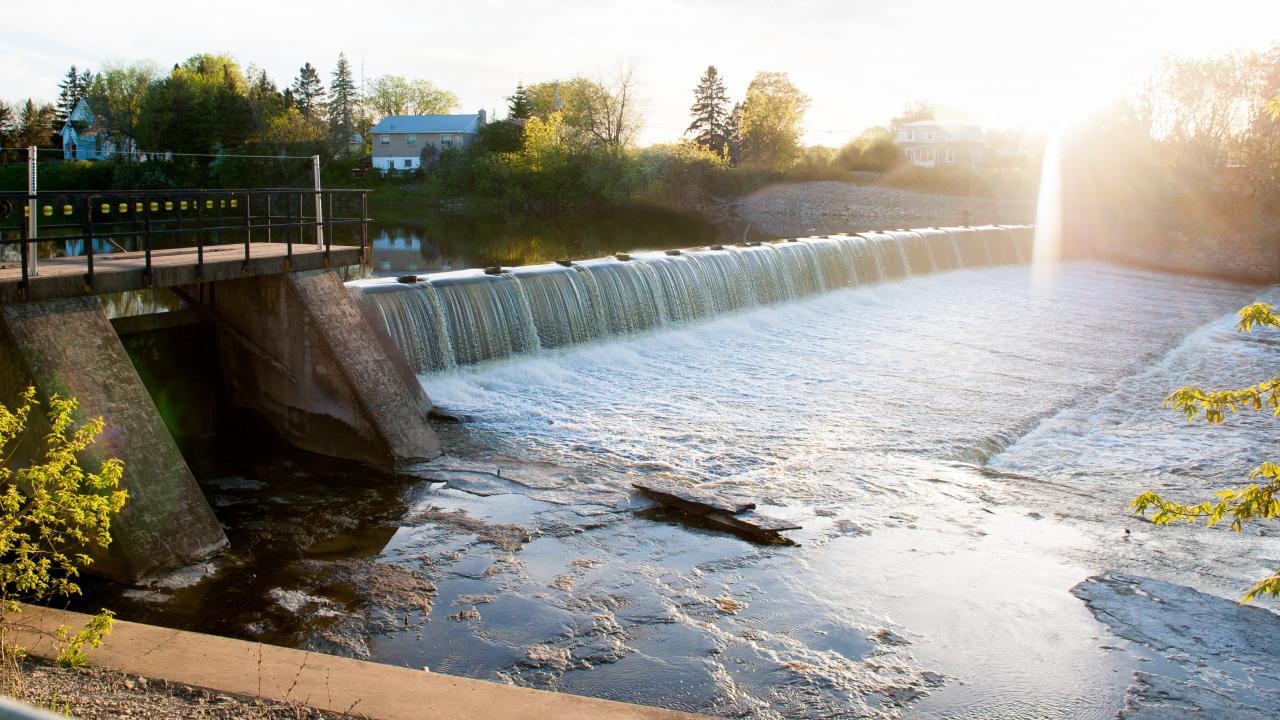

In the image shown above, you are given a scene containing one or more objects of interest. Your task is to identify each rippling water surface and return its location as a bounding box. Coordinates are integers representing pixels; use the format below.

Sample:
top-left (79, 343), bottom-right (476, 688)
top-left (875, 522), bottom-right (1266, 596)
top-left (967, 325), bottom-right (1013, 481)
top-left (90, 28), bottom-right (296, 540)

top-left (400, 262), bottom-right (1278, 717)
top-left (100, 261), bottom-right (1279, 719)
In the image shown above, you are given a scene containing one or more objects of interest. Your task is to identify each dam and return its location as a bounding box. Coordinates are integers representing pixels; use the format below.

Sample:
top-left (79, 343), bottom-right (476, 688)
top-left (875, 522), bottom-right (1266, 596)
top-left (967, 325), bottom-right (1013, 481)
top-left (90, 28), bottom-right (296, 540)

top-left (5, 203), bottom-right (1275, 718)
top-left (351, 225), bottom-right (1033, 371)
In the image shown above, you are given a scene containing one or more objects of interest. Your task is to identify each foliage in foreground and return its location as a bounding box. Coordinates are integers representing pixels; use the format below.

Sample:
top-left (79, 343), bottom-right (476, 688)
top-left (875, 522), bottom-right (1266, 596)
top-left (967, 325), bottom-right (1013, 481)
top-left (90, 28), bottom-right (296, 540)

top-left (1132, 302), bottom-right (1280, 602)
top-left (0, 389), bottom-right (127, 685)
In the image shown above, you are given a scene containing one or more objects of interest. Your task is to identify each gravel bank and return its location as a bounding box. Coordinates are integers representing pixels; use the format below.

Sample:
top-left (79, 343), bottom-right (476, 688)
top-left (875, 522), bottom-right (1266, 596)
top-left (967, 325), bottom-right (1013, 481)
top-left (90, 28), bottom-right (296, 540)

top-left (731, 181), bottom-right (1034, 238)
top-left (11, 659), bottom-right (358, 719)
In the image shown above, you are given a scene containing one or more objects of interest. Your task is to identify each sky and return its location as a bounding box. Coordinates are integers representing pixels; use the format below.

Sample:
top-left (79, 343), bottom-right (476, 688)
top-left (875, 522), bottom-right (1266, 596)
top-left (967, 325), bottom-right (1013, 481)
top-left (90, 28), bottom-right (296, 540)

top-left (3, 0), bottom-right (1279, 146)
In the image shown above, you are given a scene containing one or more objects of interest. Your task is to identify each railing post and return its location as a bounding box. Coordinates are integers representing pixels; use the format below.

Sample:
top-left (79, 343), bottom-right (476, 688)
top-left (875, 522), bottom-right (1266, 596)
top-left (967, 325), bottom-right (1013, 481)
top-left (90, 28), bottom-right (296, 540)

top-left (195, 193), bottom-right (204, 281)
top-left (17, 202), bottom-right (29, 300)
top-left (265, 192), bottom-right (274, 244)
top-left (143, 199), bottom-right (153, 287)
top-left (82, 197), bottom-right (95, 293)
top-left (313, 154), bottom-right (324, 250)
top-left (26, 146), bottom-right (37, 278)
top-left (242, 191), bottom-right (252, 272)
top-left (360, 191), bottom-right (369, 267)
top-left (323, 191), bottom-right (333, 267)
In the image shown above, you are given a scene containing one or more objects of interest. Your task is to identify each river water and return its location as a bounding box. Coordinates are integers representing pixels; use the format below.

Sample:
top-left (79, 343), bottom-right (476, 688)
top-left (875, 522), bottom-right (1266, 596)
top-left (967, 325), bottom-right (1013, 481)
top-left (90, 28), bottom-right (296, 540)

top-left (98, 245), bottom-right (1280, 717)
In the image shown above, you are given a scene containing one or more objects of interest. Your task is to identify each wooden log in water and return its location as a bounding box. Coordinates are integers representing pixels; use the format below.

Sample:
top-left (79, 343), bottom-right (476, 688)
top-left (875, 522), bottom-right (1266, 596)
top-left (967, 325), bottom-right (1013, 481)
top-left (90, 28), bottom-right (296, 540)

top-left (632, 479), bottom-right (800, 542)
top-left (632, 478), bottom-right (755, 514)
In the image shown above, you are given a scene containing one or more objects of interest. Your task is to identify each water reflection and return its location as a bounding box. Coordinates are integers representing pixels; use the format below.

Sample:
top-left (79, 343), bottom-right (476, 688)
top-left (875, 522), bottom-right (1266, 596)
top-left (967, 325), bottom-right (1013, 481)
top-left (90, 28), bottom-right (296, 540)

top-left (366, 205), bottom-right (720, 275)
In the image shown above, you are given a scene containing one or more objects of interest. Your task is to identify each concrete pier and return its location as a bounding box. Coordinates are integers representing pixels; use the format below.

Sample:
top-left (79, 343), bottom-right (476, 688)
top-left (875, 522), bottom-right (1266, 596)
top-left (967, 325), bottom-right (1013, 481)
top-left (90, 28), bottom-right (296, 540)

top-left (0, 297), bottom-right (228, 582)
top-left (188, 269), bottom-right (441, 469)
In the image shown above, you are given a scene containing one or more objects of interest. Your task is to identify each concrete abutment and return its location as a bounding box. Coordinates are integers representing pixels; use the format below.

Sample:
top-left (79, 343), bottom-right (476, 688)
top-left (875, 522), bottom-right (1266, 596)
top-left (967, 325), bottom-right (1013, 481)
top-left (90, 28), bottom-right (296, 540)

top-left (0, 269), bottom-right (442, 582)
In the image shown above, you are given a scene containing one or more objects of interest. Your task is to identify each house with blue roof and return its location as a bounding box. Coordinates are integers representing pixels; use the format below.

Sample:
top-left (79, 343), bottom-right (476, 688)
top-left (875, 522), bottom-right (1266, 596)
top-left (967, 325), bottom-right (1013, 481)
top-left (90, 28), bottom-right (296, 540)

top-left (369, 110), bottom-right (486, 172)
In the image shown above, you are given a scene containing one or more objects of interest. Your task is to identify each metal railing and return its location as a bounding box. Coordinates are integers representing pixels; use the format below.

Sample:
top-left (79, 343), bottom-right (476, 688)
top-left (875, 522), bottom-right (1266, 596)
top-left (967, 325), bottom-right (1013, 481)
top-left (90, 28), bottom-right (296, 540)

top-left (0, 188), bottom-right (369, 300)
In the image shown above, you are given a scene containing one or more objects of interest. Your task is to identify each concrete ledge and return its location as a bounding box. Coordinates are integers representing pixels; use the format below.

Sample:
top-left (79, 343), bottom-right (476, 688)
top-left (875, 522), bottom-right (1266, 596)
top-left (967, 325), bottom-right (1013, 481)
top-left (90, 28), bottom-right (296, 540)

top-left (0, 244), bottom-right (362, 303)
top-left (13, 606), bottom-right (709, 720)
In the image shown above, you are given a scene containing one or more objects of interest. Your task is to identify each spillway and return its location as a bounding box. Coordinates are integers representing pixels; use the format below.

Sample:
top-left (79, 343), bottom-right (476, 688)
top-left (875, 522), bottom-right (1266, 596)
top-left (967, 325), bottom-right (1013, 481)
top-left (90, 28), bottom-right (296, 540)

top-left (350, 225), bottom-right (1034, 372)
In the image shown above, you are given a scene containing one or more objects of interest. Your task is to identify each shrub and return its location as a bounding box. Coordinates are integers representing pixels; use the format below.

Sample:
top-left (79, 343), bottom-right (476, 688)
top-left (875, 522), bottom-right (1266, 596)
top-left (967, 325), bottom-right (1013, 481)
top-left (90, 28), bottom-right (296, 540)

top-left (0, 389), bottom-right (127, 688)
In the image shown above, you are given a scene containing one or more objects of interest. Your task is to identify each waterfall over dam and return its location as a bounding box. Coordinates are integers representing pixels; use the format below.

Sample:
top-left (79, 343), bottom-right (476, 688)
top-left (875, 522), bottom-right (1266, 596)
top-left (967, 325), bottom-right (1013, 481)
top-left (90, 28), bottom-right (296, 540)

top-left (349, 225), bottom-right (1034, 372)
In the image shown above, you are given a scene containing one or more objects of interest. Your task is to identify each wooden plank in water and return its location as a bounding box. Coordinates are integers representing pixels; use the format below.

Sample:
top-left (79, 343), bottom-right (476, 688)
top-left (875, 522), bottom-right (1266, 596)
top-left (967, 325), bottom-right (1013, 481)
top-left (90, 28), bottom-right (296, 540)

top-left (632, 479), bottom-right (756, 515)
top-left (632, 479), bottom-right (801, 542)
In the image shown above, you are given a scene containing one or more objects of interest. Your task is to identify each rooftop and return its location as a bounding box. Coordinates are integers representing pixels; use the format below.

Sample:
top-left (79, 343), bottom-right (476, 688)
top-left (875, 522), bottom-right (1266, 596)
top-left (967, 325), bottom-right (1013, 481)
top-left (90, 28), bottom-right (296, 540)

top-left (369, 114), bottom-right (484, 135)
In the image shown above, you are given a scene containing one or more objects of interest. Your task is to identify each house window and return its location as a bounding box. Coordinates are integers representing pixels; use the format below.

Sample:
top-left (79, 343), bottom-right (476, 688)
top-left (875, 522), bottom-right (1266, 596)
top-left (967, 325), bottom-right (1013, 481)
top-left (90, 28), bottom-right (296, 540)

top-left (905, 129), bottom-right (915, 141)
top-left (379, 135), bottom-right (390, 146)
top-left (406, 135), bottom-right (417, 146)
top-left (441, 135), bottom-right (455, 149)
top-left (945, 148), bottom-right (955, 163)
top-left (925, 130), bottom-right (935, 141)
top-left (403, 159), bottom-right (413, 168)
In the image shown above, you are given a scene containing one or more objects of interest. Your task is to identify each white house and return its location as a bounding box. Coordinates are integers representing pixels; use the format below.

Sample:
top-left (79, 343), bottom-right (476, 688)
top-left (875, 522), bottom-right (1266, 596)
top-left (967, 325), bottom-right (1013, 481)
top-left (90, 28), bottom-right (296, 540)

top-left (369, 111), bottom-right (486, 172)
top-left (59, 98), bottom-right (138, 161)
top-left (897, 121), bottom-right (986, 169)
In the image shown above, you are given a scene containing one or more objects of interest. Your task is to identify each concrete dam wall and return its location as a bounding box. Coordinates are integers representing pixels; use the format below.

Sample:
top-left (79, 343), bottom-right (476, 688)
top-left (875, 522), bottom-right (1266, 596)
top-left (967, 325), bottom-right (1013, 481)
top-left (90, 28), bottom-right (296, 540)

top-left (350, 225), bottom-right (1035, 373)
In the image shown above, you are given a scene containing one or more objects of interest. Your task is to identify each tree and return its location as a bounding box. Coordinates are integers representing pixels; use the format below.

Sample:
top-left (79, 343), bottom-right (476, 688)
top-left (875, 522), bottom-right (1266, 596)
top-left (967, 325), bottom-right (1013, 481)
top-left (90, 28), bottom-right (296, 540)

top-left (264, 107), bottom-right (326, 145)
top-left (290, 62), bottom-right (326, 122)
top-left (86, 62), bottom-right (158, 143)
top-left (0, 101), bottom-right (13, 143)
top-left (364, 75), bottom-right (459, 117)
top-left (523, 68), bottom-right (642, 152)
top-left (55, 65), bottom-right (93, 122)
top-left (135, 54), bottom-right (255, 153)
top-left (245, 67), bottom-right (286, 139)
top-left (835, 126), bottom-right (902, 172)
top-left (580, 64), bottom-right (643, 151)
top-left (725, 102), bottom-right (744, 164)
top-left (328, 53), bottom-right (357, 143)
top-left (508, 82), bottom-right (533, 121)
top-left (1133, 302), bottom-right (1280, 602)
top-left (686, 65), bottom-right (731, 153)
top-left (738, 71), bottom-right (809, 171)
top-left (890, 101), bottom-right (935, 135)
top-left (0, 389), bottom-right (127, 681)
top-left (14, 101), bottom-right (57, 149)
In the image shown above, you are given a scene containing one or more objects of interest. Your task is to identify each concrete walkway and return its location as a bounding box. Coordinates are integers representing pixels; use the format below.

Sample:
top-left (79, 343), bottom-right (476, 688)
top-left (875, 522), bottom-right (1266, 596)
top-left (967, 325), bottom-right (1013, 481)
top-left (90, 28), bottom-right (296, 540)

top-left (13, 606), bottom-right (710, 720)
top-left (0, 243), bottom-right (362, 302)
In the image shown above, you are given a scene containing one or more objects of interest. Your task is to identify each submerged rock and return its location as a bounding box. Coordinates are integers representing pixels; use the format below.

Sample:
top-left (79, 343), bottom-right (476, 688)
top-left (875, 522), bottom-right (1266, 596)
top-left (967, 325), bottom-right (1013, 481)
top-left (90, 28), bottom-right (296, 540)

top-left (1072, 572), bottom-right (1280, 719)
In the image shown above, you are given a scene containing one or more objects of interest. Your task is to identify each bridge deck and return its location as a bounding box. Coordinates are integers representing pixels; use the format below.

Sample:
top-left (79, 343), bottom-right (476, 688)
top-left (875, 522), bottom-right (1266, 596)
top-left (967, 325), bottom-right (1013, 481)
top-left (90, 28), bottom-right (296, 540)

top-left (0, 243), bottom-right (362, 303)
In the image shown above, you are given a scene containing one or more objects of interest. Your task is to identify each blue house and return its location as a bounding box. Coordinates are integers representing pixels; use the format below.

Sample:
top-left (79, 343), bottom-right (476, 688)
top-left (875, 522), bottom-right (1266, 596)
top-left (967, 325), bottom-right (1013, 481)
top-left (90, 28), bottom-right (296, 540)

top-left (59, 98), bottom-right (138, 161)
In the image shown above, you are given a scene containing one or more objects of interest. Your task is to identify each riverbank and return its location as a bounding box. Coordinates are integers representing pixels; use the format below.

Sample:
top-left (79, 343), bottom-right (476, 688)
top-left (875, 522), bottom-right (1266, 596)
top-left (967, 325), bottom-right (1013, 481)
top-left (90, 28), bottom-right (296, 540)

top-left (725, 180), bottom-right (1035, 238)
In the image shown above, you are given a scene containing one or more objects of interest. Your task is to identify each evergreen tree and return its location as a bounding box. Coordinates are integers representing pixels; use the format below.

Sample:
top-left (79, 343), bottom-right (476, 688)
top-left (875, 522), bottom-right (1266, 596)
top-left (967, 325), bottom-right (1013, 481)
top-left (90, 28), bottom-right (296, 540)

top-left (0, 101), bottom-right (13, 139)
top-left (686, 65), bottom-right (731, 152)
top-left (507, 82), bottom-right (533, 120)
top-left (328, 53), bottom-right (357, 143)
top-left (0, 101), bottom-right (13, 161)
top-left (55, 65), bottom-right (93, 121)
top-left (290, 62), bottom-right (326, 122)
top-left (16, 100), bottom-right (58, 148)
top-left (725, 102), bottom-right (744, 163)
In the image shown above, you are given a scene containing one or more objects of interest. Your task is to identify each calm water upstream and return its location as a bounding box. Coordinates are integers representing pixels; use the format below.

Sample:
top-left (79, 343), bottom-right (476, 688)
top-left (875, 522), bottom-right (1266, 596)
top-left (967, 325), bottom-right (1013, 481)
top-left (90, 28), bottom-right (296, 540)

top-left (365, 206), bottom-right (720, 274)
top-left (92, 251), bottom-right (1279, 718)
